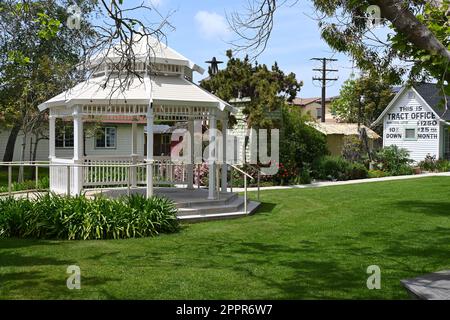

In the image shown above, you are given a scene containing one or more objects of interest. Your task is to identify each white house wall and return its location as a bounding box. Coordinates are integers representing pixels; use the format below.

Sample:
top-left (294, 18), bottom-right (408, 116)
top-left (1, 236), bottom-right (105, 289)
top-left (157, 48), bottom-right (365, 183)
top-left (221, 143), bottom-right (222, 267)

top-left (383, 90), bottom-right (440, 162)
top-left (82, 124), bottom-right (145, 157)
top-left (0, 129), bottom-right (50, 162)
top-left (0, 124), bottom-right (146, 162)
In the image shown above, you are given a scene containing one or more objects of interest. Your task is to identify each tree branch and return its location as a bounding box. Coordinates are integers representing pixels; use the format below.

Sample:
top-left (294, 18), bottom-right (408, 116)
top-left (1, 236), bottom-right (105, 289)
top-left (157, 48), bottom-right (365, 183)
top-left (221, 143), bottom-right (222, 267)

top-left (371, 0), bottom-right (450, 61)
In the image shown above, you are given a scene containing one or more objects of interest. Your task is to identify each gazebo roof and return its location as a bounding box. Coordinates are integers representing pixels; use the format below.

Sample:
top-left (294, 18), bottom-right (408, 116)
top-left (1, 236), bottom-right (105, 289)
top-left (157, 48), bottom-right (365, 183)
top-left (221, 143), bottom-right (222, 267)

top-left (89, 35), bottom-right (205, 74)
top-left (39, 35), bottom-right (235, 116)
top-left (38, 75), bottom-right (234, 113)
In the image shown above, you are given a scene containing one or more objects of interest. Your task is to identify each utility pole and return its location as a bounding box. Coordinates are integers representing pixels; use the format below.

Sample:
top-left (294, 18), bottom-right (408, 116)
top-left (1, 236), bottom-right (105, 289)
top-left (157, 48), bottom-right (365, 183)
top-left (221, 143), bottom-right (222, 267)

top-left (312, 58), bottom-right (338, 122)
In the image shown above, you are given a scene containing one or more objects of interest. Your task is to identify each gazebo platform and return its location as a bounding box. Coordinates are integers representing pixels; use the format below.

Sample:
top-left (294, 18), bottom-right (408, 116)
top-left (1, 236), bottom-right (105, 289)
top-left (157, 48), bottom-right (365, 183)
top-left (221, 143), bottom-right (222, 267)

top-left (84, 187), bottom-right (260, 222)
top-left (401, 270), bottom-right (450, 300)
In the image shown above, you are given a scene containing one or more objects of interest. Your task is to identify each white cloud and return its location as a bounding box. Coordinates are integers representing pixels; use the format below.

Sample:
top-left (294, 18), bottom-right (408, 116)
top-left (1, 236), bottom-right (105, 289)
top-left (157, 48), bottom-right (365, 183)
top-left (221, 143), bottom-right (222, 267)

top-left (194, 11), bottom-right (230, 40)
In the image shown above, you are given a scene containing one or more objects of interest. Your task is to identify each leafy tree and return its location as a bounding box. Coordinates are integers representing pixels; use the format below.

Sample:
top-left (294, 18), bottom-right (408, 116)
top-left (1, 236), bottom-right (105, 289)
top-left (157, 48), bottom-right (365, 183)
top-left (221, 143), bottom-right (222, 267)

top-left (200, 50), bottom-right (302, 129)
top-left (280, 105), bottom-right (328, 172)
top-left (0, 0), bottom-right (94, 179)
top-left (230, 0), bottom-right (450, 94)
top-left (331, 73), bottom-right (394, 127)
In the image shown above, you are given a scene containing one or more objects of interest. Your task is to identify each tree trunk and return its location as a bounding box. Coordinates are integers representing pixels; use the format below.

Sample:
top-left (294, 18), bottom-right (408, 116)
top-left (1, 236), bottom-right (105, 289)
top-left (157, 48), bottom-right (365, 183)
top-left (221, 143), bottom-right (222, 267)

top-left (31, 134), bottom-right (40, 180)
top-left (372, 0), bottom-right (450, 61)
top-left (2, 125), bottom-right (20, 162)
top-left (18, 133), bottom-right (27, 183)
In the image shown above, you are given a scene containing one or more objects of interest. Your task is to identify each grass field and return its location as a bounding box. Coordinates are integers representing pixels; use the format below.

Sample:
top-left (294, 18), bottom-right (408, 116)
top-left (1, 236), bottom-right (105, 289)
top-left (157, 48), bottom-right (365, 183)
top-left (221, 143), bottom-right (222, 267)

top-left (1, 176), bottom-right (449, 299)
top-left (0, 167), bottom-right (49, 192)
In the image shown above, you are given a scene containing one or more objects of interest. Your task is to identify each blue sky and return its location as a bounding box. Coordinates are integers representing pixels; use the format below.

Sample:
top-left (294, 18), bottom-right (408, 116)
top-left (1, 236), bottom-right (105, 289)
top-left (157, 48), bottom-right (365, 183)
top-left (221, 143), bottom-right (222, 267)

top-left (130, 0), bottom-right (357, 98)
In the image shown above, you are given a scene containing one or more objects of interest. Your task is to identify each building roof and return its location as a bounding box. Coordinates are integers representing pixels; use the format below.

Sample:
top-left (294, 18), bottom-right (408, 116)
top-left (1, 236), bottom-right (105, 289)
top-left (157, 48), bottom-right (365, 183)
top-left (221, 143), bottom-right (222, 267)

top-left (291, 97), bottom-right (320, 106)
top-left (38, 75), bottom-right (233, 112)
top-left (291, 97), bottom-right (335, 106)
top-left (308, 122), bottom-right (380, 139)
top-left (372, 82), bottom-right (450, 126)
top-left (413, 83), bottom-right (450, 120)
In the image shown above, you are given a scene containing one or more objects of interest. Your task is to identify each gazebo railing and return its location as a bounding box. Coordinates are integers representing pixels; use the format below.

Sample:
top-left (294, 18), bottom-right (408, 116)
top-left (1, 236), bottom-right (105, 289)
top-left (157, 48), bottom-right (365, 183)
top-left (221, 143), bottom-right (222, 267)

top-left (51, 158), bottom-right (76, 194)
top-left (150, 158), bottom-right (187, 185)
top-left (83, 156), bottom-right (138, 187)
top-left (82, 156), bottom-right (187, 187)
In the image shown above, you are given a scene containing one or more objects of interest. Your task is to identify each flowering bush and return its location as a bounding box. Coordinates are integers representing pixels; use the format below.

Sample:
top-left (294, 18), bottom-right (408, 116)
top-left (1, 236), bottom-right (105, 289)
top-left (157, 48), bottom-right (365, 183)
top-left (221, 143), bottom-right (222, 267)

top-left (418, 154), bottom-right (438, 172)
top-left (194, 163), bottom-right (209, 186)
top-left (368, 169), bottom-right (387, 178)
top-left (273, 162), bottom-right (299, 185)
top-left (372, 146), bottom-right (412, 175)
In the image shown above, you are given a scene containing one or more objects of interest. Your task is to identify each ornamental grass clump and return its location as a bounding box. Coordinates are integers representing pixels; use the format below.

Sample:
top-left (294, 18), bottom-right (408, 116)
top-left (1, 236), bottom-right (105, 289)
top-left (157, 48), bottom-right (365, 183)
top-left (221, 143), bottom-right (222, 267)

top-left (0, 194), bottom-right (179, 240)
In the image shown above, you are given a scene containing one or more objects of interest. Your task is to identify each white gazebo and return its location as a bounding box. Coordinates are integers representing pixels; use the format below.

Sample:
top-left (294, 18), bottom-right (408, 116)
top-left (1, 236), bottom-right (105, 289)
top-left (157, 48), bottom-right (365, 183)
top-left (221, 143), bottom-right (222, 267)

top-left (38, 36), bottom-right (237, 203)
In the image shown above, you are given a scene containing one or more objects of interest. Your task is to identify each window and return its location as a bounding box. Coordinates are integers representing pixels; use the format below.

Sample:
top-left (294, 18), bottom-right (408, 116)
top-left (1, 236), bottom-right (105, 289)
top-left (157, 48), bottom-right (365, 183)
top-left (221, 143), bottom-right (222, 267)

top-left (55, 125), bottom-right (74, 148)
top-left (95, 127), bottom-right (116, 148)
top-left (316, 108), bottom-right (322, 119)
top-left (404, 128), bottom-right (417, 140)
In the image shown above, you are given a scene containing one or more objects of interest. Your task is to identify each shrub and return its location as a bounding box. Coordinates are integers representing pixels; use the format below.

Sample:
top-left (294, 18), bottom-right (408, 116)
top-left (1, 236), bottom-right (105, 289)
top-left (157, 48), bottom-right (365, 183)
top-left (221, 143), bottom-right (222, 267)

top-left (418, 154), bottom-right (438, 172)
top-left (274, 162), bottom-right (299, 185)
top-left (394, 164), bottom-right (414, 176)
top-left (341, 136), bottom-right (365, 162)
top-left (298, 167), bottom-right (312, 184)
top-left (373, 146), bottom-right (413, 176)
top-left (368, 170), bottom-right (387, 178)
top-left (280, 106), bottom-right (328, 176)
top-left (0, 194), bottom-right (179, 240)
top-left (194, 163), bottom-right (209, 186)
top-left (436, 159), bottom-right (450, 172)
top-left (313, 156), bottom-right (351, 181)
top-left (347, 162), bottom-right (368, 180)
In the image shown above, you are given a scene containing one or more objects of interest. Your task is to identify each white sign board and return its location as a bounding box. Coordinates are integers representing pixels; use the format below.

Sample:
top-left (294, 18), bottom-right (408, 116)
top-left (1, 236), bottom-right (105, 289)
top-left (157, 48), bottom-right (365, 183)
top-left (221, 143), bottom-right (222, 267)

top-left (383, 91), bottom-right (441, 162)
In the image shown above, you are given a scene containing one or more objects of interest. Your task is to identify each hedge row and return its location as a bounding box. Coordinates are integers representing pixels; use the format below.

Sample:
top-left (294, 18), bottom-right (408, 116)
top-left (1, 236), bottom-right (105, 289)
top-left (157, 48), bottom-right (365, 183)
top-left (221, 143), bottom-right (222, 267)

top-left (0, 194), bottom-right (179, 240)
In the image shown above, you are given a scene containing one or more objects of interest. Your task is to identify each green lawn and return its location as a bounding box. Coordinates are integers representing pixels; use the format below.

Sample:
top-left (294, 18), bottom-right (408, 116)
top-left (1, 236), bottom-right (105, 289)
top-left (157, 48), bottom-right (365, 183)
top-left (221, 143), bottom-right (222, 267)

top-left (0, 167), bottom-right (49, 192)
top-left (0, 167), bottom-right (44, 184)
top-left (1, 177), bottom-right (450, 299)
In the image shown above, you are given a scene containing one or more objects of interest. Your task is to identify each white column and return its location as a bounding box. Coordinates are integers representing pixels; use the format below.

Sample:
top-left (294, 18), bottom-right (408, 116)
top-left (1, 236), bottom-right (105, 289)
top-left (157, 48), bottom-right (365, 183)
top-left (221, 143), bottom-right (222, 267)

top-left (72, 106), bottom-right (84, 195)
top-left (146, 104), bottom-right (154, 198)
top-left (208, 113), bottom-right (217, 200)
top-left (221, 115), bottom-right (228, 192)
top-left (131, 119), bottom-right (138, 187)
top-left (49, 115), bottom-right (56, 160)
top-left (186, 118), bottom-right (194, 189)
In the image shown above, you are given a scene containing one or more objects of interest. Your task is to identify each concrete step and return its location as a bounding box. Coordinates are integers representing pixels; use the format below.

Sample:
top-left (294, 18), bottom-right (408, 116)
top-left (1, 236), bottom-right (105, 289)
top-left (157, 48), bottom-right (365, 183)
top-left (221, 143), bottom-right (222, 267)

top-left (175, 192), bottom-right (238, 209)
top-left (177, 196), bottom-right (245, 216)
top-left (178, 200), bottom-right (260, 222)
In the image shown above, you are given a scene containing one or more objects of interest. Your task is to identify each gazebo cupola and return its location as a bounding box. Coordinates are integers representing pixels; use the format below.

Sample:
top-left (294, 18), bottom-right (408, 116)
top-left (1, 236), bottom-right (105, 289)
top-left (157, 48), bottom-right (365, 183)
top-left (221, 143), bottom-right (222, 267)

top-left (88, 35), bottom-right (205, 80)
top-left (38, 35), bottom-right (234, 199)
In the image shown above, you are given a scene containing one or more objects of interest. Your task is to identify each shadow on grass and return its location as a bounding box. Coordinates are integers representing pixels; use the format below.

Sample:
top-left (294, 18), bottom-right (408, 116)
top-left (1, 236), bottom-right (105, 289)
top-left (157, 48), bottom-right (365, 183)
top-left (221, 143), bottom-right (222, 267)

top-left (0, 239), bottom-right (63, 250)
top-left (173, 224), bottom-right (450, 299)
top-left (393, 200), bottom-right (450, 217)
top-left (253, 201), bottom-right (277, 215)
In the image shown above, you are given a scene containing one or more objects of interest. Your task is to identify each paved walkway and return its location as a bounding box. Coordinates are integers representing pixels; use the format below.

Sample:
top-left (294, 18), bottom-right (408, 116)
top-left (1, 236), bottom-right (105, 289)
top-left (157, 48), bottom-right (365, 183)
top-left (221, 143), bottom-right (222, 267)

top-left (401, 270), bottom-right (450, 300)
top-left (2, 172), bottom-right (450, 199)
top-left (230, 172), bottom-right (450, 192)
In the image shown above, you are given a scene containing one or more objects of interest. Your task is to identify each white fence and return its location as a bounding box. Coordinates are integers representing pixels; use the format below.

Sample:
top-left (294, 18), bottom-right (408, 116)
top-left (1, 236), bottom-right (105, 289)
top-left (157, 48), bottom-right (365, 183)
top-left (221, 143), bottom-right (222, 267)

top-left (0, 156), bottom-right (190, 197)
top-left (82, 156), bottom-right (187, 187)
top-left (50, 159), bottom-right (77, 195)
top-left (83, 156), bottom-right (137, 187)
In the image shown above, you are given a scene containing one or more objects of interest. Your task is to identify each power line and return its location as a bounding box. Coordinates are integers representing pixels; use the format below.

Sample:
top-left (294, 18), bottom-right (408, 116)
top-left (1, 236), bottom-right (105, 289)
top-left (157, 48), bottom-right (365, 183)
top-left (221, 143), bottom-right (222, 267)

top-left (311, 57), bottom-right (338, 123)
